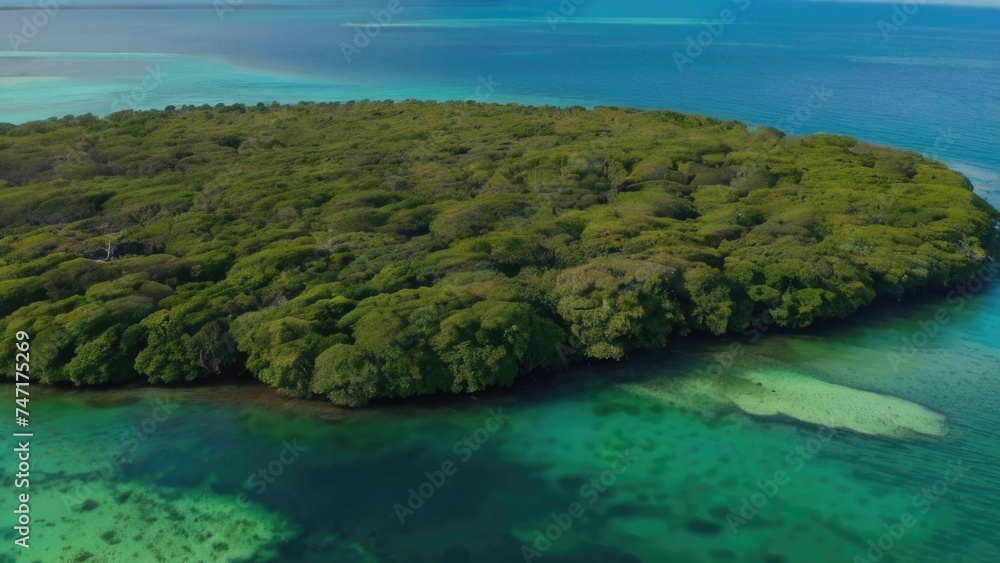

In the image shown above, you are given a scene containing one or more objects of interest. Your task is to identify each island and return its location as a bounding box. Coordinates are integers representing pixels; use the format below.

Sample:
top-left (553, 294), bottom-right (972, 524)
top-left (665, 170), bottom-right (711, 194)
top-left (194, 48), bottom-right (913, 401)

top-left (1, 100), bottom-right (996, 406)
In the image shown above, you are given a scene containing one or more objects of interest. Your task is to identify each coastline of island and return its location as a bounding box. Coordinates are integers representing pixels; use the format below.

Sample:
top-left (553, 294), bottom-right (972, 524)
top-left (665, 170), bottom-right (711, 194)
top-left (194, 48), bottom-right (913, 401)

top-left (1, 100), bottom-right (997, 407)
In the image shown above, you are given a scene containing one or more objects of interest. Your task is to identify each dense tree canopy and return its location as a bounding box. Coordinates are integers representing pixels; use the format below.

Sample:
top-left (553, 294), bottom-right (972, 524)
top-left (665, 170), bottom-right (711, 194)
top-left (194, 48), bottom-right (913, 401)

top-left (0, 101), bottom-right (996, 405)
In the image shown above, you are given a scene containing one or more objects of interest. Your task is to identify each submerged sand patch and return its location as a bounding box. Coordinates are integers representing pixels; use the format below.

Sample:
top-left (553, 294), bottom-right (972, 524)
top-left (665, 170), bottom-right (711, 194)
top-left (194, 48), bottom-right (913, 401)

top-left (620, 368), bottom-right (948, 439)
top-left (30, 480), bottom-right (298, 562)
top-left (722, 369), bottom-right (948, 439)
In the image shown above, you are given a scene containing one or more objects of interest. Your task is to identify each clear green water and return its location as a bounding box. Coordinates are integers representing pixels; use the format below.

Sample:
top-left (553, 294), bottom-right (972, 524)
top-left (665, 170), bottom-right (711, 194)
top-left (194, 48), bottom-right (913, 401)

top-left (5, 284), bottom-right (998, 562)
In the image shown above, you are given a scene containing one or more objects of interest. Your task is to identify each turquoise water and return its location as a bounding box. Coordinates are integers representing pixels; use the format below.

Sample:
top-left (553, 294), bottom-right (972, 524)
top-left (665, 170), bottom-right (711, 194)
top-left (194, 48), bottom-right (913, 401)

top-left (10, 291), bottom-right (1000, 562)
top-left (2, 1), bottom-right (1000, 562)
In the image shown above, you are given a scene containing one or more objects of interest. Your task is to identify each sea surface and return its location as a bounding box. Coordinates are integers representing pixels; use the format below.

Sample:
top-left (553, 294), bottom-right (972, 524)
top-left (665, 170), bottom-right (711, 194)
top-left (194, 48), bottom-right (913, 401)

top-left (2, 1), bottom-right (999, 562)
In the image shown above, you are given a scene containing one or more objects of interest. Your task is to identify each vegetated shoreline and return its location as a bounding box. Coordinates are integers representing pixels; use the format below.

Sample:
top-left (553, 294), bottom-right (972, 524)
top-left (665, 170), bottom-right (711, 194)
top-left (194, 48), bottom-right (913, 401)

top-left (1, 100), bottom-right (997, 407)
top-left (34, 276), bottom-right (998, 413)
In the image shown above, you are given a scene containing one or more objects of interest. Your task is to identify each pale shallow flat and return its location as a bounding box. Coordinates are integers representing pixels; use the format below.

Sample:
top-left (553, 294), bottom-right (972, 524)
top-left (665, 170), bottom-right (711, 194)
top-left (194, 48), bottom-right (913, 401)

top-left (721, 369), bottom-right (949, 439)
top-left (621, 367), bottom-right (948, 439)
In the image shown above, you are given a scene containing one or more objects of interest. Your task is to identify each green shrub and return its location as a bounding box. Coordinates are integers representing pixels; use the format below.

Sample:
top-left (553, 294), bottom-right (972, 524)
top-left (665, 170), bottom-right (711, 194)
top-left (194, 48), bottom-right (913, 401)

top-left (0, 101), bottom-right (994, 405)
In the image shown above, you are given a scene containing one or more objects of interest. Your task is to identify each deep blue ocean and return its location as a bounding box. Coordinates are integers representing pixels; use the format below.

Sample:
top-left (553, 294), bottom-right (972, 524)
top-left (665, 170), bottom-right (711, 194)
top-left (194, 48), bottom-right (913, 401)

top-left (3, 2), bottom-right (1000, 562)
